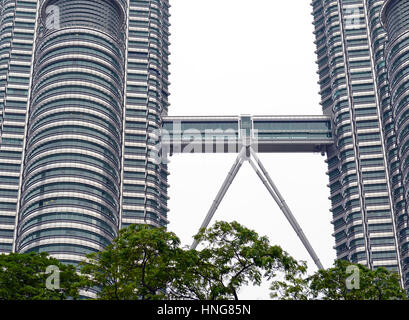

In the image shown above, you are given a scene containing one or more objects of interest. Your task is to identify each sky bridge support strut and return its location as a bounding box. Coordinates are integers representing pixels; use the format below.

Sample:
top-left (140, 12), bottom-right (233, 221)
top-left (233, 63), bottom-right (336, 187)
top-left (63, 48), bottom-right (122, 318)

top-left (190, 146), bottom-right (324, 270)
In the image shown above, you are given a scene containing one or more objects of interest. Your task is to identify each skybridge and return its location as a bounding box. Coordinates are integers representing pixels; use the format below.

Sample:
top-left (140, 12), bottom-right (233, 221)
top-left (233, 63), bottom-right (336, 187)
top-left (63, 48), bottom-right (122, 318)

top-left (162, 115), bottom-right (334, 154)
top-left (161, 115), bottom-right (336, 270)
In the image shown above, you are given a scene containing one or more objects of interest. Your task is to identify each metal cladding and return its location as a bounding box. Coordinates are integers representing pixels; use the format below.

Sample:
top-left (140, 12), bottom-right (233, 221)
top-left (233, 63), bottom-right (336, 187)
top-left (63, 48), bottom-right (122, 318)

top-left (312, 0), bottom-right (404, 287)
top-left (0, 0), bottom-right (171, 298)
top-left (120, 0), bottom-right (170, 230)
top-left (16, 0), bottom-right (126, 262)
top-left (382, 0), bottom-right (409, 289)
top-left (0, 0), bottom-right (171, 276)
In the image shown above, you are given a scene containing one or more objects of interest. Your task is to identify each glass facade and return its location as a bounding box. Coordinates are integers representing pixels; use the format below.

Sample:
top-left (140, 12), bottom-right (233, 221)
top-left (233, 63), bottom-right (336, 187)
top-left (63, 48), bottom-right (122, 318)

top-left (121, 0), bottom-right (170, 230)
top-left (381, 0), bottom-right (409, 290)
top-left (0, 0), bottom-right (171, 282)
top-left (0, 0), bottom-right (38, 255)
top-left (16, 0), bottom-right (126, 263)
top-left (312, 0), bottom-right (409, 290)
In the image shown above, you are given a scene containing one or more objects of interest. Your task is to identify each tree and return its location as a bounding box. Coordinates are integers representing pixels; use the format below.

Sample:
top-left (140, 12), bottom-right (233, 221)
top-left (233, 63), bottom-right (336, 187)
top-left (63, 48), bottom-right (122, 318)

top-left (169, 221), bottom-right (303, 300)
top-left (81, 221), bottom-right (303, 300)
top-left (270, 259), bottom-right (408, 300)
top-left (80, 224), bottom-right (183, 300)
top-left (0, 252), bottom-right (86, 300)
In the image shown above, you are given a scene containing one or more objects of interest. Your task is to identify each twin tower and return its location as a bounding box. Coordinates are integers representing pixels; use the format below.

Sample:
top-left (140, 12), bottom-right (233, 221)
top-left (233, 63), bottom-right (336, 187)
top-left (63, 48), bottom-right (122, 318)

top-left (0, 0), bottom-right (409, 295)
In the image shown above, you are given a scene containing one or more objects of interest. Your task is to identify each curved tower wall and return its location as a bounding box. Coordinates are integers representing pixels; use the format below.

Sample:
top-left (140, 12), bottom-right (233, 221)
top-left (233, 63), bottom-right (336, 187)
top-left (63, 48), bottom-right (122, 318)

top-left (382, 0), bottom-right (409, 289)
top-left (366, 0), bottom-right (408, 290)
top-left (16, 0), bottom-right (126, 264)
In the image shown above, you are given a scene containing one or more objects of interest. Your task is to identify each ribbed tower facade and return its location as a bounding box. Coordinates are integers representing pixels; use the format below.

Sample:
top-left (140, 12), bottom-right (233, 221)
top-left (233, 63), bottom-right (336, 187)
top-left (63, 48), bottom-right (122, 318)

top-left (381, 0), bottom-right (409, 290)
top-left (0, 0), bottom-right (170, 270)
top-left (17, 0), bottom-right (126, 262)
top-left (312, 0), bottom-right (405, 285)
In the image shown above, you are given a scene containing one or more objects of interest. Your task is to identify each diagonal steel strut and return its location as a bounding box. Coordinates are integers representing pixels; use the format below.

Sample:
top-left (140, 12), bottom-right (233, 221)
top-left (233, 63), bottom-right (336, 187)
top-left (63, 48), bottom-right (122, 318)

top-left (190, 146), bottom-right (324, 270)
top-left (248, 148), bottom-right (324, 270)
top-left (190, 147), bottom-right (246, 250)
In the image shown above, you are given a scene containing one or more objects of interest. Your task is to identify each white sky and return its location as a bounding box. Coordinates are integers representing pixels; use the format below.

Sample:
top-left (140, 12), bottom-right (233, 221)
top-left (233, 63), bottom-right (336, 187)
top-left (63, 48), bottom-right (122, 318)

top-left (166, 0), bottom-right (337, 299)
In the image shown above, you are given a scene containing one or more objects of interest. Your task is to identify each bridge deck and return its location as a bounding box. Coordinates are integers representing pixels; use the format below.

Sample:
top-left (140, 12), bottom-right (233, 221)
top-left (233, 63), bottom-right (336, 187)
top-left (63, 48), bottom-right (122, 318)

top-left (162, 115), bottom-right (334, 153)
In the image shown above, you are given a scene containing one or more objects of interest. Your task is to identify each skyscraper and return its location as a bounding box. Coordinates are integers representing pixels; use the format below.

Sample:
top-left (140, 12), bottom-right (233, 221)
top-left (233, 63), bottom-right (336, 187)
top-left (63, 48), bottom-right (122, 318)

top-left (1, 0), bottom-right (409, 296)
top-left (312, 0), bottom-right (409, 290)
top-left (0, 0), bottom-right (170, 266)
top-left (312, 0), bottom-right (403, 279)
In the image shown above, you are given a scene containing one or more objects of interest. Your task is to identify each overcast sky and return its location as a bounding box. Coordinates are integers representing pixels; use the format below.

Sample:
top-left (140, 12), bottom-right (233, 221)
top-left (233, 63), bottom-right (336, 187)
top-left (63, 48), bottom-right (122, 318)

top-left (166, 0), bottom-right (336, 299)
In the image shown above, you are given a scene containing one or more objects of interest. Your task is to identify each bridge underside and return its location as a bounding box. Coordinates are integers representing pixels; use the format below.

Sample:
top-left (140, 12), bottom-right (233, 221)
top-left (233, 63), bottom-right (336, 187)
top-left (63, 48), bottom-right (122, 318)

top-left (162, 115), bottom-right (334, 153)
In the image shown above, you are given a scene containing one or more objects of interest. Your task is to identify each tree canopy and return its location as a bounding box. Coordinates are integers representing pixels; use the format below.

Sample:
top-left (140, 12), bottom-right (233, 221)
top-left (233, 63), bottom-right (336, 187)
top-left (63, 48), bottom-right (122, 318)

top-left (0, 252), bottom-right (86, 300)
top-left (168, 221), bottom-right (302, 300)
top-left (80, 224), bottom-right (182, 300)
top-left (81, 221), bottom-right (303, 300)
top-left (271, 259), bottom-right (407, 300)
top-left (2, 222), bottom-right (408, 300)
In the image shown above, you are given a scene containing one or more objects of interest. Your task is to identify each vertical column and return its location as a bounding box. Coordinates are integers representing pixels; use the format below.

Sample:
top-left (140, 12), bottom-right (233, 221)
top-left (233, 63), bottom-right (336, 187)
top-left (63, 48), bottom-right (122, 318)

top-left (121, 0), bottom-right (170, 229)
top-left (0, 0), bottom-right (38, 254)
